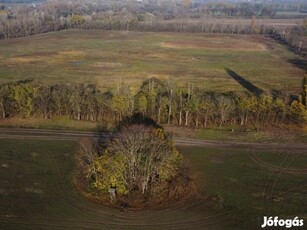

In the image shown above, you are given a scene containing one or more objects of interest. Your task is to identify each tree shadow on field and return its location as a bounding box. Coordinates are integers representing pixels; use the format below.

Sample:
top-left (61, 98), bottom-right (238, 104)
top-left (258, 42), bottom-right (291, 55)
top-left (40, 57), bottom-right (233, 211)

top-left (118, 113), bottom-right (162, 130)
top-left (288, 59), bottom-right (307, 71)
top-left (225, 68), bottom-right (264, 97)
top-left (16, 78), bottom-right (34, 84)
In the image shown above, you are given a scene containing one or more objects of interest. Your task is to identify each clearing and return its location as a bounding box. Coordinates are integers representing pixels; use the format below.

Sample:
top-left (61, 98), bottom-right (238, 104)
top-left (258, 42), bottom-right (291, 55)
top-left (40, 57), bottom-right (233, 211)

top-left (0, 30), bottom-right (305, 94)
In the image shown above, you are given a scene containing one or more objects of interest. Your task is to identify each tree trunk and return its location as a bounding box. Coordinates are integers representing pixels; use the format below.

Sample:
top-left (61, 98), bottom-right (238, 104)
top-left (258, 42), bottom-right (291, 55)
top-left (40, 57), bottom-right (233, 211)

top-left (204, 114), bottom-right (208, 129)
top-left (219, 115), bottom-right (224, 129)
top-left (77, 110), bottom-right (81, 120)
top-left (0, 102), bottom-right (5, 118)
top-left (240, 114), bottom-right (244, 126)
top-left (195, 113), bottom-right (199, 127)
top-left (179, 92), bottom-right (183, 126)
top-left (167, 90), bottom-right (173, 125)
top-left (179, 109), bottom-right (182, 126)
top-left (44, 109), bottom-right (48, 119)
top-left (185, 110), bottom-right (189, 126)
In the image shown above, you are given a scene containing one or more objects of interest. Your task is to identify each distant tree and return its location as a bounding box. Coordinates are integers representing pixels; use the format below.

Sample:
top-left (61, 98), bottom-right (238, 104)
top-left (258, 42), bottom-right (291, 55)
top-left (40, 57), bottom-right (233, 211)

top-left (181, 0), bottom-right (192, 9)
top-left (290, 100), bottom-right (307, 123)
top-left (111, 95), bottom-right (129, 122)
top-left (69, 84), bottom-right (84, 120)
top-left (272, 98), bottom-right (286, 126)
top-left (251, 16), bottom-right (258, 34)
top-left (51, 84), bottom-right (70, 116)
top-left (165, 79), bottom-right (176, 125)
top-left (13, 83), bottom-right (35, 117)
top-left (199, 94), bottom-right (215, 129)
top-left (96, 91), bottom-right (112, 122)
top-left (82, 85), bottom-right (98, 121)
top-left (0, 83), bottom-right (14, 118)
top-left (35, 85), bottom-right (53, 119)
top-left (135, 93), bottom-right (147, 117)
top-left (215, 95), bottom-right (235, 129)
top-left (256, 95), bottom-right (273, 126)
top-left (70, 15), bottom-right (86, 29)
top-left (138, 78), bottom-right (163, 118)
top-left (237, 96), bottom-right (257, 126)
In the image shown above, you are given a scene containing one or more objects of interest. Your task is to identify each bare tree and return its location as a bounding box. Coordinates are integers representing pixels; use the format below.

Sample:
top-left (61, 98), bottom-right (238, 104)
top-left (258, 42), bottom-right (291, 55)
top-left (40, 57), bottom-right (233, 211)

top-left (215, 95), bottom-right (235, 129)
top-left (76, 138), bottom-right (99, 180)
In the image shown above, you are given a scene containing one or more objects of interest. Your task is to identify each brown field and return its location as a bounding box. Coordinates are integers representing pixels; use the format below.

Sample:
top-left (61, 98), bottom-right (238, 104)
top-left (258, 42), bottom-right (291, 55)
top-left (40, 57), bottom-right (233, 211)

top-left (0, 30), bottom-right (305, 94)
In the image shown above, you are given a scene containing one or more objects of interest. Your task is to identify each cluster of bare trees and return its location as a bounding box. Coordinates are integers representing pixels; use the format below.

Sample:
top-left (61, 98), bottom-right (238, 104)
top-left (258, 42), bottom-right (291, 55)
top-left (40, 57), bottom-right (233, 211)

top-left (1, 77), bottom-right (306, 129)
top-left (76, 123), bottom-right (185, 207)
top-left (83, 125), bottom-right (181, 195)
top-left (193, 2), bottom-right (277, 18)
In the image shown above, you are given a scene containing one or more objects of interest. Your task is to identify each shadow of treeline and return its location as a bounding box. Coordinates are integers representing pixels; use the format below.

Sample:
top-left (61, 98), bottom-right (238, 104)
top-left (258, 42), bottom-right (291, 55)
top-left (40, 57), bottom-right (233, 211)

top-left (16, 78), bottom-right (34, 84)
top-left (118, 113), bottom-right (162, 130)
top-left (288, 59), bottom-right (307, 71)
top-left (225, 68), bottom-right (264, 97)
top-left (95, 113), bottom-right (164, 151)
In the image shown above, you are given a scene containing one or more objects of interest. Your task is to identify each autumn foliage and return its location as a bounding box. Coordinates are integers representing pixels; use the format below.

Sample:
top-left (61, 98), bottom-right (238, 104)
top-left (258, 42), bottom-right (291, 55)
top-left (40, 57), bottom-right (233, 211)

top-left (76, 123), bottom-right (190, 208)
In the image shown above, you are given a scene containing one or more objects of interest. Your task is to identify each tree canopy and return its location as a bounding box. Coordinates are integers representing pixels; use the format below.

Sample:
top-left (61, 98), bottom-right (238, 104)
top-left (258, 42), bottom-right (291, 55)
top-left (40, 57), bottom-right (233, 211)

top-left (76, 122), bottom-right (185, 208)
top-left (94, 124), bottom-right (182, 195)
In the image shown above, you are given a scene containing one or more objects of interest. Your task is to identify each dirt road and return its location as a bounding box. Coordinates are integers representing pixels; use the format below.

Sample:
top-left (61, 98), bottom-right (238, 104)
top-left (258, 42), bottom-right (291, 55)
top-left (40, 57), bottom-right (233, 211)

top-left (0, 128), bottom-right (306, 152)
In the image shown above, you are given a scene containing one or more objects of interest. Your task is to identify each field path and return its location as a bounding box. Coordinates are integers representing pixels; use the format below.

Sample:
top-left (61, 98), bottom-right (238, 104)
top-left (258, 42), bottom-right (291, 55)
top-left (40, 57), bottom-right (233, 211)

top-left (0, 128), bottom-right (306, 152)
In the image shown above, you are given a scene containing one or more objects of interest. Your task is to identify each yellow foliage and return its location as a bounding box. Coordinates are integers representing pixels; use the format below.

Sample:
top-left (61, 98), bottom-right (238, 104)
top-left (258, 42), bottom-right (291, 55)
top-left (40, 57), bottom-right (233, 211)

top-left (290, 100), bottom-right (307, 122)
top-left (93, 151), bottom-right (128, 195)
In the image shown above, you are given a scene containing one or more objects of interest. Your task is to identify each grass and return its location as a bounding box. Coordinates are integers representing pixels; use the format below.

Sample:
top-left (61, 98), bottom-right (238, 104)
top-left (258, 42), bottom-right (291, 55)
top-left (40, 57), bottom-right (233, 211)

top-left (0, 116), bottom-right (99, 131)
top-left (196, 127), bottom-right (307, 143)
top-left (0, 139), bottom-right (232, 230)
top-left (1, 139), bottom-right (306, 229)
top-left (165, 125), bottom-right (307, 143)
top-left (0, 30), bottom-right (304, 94)
top-left (180, 146), bottom-right (307, 228)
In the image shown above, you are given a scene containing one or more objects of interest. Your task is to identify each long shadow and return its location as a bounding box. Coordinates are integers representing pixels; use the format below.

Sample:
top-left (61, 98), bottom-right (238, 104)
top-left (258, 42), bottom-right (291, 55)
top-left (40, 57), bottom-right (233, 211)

top-left (288, 59), bottom-right (307, 71)
top-left (225, 68), bottom-right (264, 96)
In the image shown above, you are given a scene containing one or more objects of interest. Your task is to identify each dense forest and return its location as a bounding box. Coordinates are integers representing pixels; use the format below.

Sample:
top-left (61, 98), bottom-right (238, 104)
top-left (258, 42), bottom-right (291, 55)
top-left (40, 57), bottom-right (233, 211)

top-left (0, 77), bottom-right (306, 129)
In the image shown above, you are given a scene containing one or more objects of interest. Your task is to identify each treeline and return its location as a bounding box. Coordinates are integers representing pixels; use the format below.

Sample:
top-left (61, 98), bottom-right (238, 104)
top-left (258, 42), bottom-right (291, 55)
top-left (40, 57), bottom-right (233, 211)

top-left (1, 78), bottom-right (306, 129)
top-left (0, 0), bottom-right (306, 43)
top-left (269, 20), bottom-right (307, 54)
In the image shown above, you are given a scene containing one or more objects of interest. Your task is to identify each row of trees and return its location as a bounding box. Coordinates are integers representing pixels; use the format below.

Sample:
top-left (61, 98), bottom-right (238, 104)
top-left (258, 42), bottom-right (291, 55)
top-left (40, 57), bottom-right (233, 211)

top-left (194, 2), bottom-right (277, 18)
top-left (1, 77), bottom-right (306, 129)
top-left (268, 21), bottom-right (306, 53)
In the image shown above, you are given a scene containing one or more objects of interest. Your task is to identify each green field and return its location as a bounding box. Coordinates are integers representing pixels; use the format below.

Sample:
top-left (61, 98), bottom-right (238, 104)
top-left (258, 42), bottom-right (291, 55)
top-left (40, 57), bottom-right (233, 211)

top-left (0, 30), bottom-right (304, 94)
top-left (1, 139), bottom-right (306, 229)
top-left (181, 146), bottom-right (307, 228)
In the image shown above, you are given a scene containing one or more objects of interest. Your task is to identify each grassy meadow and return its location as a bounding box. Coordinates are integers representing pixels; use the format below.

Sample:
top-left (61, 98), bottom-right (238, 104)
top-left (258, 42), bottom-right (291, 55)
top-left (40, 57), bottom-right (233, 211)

top-left (0, 30), bottom-right (305, 94)
top-left (180, 146), bottom-right (307, 228)
top-left (1, 139), bottom-right (306, 229)
top-left (0, 139), bottom-right (233, 230)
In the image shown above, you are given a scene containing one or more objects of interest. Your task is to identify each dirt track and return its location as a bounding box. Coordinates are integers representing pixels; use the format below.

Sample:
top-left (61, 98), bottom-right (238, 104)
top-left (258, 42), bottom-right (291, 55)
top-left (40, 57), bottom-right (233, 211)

top-left (0, 128), bottom-right (306, 152)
